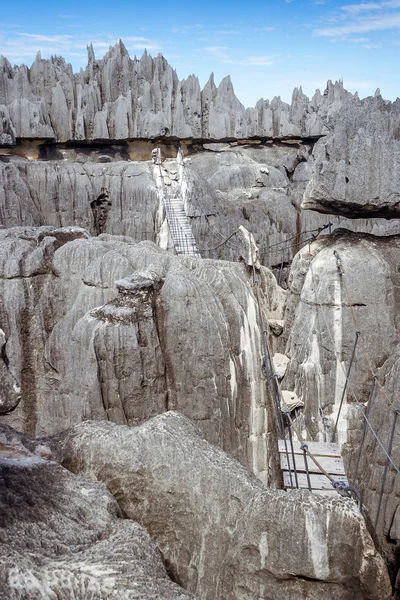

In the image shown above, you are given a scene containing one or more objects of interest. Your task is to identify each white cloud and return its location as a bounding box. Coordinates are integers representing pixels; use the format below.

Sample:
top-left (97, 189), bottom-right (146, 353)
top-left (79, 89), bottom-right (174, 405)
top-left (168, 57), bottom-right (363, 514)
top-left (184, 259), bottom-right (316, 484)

top-left (203, 46), bottom-right (230, 59)
top-left (221, 55), bottom-right (275, 66)
top-left (212, 29), bottom-right (243, 35)
top-left (0, 32), bottom-right (161, 66)
top-left (172, 24), bottom-right (203, 35)
top-left (314, 0), bottom-right (400, 37)
top-left (245, 56), bottom-right (274, 65)
top-left (200, 45), bottom-right (275, 67)
top-left (342, 0), bottom-right (400, 12)
top-left (341, 2), bottom-right (382, 14)
top-left (314, 12), bottom-right (400, 35)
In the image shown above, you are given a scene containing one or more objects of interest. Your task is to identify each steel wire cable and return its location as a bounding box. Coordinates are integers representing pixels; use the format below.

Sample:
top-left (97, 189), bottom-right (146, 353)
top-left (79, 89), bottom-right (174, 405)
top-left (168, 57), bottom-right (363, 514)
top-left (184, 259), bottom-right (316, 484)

top-left (308, 259), bottom-right (400, 477)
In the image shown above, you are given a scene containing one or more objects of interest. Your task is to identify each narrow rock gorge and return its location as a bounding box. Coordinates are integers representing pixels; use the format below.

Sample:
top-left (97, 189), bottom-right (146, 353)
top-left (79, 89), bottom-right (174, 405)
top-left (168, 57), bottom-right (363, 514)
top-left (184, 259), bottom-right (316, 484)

top-left (1, 42), bottom-right (400, 599)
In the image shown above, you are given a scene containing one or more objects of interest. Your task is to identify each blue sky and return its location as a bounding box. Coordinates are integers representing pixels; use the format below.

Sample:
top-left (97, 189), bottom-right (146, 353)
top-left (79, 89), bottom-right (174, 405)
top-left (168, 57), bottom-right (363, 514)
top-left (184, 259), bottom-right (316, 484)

top-left (1, 0), bottom-right (399, 107)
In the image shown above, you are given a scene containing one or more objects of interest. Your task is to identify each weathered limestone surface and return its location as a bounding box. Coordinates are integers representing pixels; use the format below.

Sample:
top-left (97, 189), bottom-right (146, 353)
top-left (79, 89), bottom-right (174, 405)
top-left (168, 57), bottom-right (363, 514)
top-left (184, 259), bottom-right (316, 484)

top-left (0, 226), bottom-right (285, 483)
top-left (282, 229), bottom-right (400, 439)
top-left (0, 158), bottom-right (160, 239)
top-left (303, 95), bottom-right (400, 218)
top-left (0, 424), bottom-right (193, 599)
top-left (183, 142), bottom-right (400, 267)
top-left (2, 42), bottom-right (400, 598)
top-left (281, 229), bottom-right (400, 588)
top-left (0, 328), bottom-right (20, 415)
top-left (2, 44), bottom-right (400, 231)
top-left (51, 412), bottom-right (391, 600)
top-left (2, 143), bottom-right (400, 275)
top-left (0, 43), bottom-right (356, 143)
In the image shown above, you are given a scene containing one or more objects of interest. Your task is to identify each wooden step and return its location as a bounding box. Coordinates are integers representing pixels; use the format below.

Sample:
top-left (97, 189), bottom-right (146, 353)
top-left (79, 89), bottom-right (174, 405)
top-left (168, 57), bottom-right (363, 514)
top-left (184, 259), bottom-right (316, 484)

top-left (279, 438), bottom-right (348, 494)
top-left (280, 454), bottom-right (346, 475)
top-left (278, 440), bottom-right (341, 457)
top-left (283, 472), bottom-right (348, 490)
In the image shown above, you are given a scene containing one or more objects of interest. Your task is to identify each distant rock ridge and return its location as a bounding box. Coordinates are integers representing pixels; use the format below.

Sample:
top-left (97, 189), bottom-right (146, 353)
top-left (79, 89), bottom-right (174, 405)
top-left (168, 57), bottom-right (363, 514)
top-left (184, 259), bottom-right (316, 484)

top-left (0, 40), bottom-right (357, 144)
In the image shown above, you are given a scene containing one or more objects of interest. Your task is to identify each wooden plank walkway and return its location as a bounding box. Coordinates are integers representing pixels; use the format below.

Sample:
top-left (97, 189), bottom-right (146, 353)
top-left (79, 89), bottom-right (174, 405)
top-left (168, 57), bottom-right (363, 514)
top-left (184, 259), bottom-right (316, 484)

top-left (278, 440), bottom-right (341, 457)
top-left (278, 439), bottom-right (348, 492)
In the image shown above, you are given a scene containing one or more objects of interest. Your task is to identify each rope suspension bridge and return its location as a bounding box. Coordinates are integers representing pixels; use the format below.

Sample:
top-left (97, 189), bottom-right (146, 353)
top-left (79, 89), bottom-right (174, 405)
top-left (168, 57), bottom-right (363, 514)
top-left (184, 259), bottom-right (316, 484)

top-left (152, 147), bottom-right (200, 258)
top-left (152, 146), bottom-right (399, 525)
top-left (247, 231), bottom-right (400, 529)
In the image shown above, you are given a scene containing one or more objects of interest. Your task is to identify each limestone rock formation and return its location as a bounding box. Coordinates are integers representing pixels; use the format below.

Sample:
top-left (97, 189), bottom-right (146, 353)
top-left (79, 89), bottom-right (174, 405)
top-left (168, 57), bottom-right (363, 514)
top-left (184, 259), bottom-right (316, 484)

top-left (0, 328), bottom-right (20, 415)
top-left (0, 158), bottom-right (160, 238)
top-left (51, 412), bottom-right (391, 600)
top-left (0, 226), bottom-right (285, 484)
top-left (303, 95), bottom-right (400, 218)
top-left (0, 43), bottom-right (358, 143)
top-left (2, 140), bottom-right (399, 278)
top-left (182, 141), bottom-right (400, 269)
top-left (281, 229), bottom-right (400, 587)
top-left (0, 424), bottom-right (192, 599)
top-left (2, 39), bottom-right (400, 599)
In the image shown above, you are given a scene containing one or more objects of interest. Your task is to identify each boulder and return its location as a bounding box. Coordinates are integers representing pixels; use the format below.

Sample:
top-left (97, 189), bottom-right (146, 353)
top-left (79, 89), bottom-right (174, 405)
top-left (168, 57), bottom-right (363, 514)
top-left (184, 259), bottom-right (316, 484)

top-left (51, 412), bottom-right (391, 600)
top-left (0, 424), bottom-right (192, 599)
top-left (0, 328), bottom-right (20, 415)
top-left (272, 352), bottom-right (290, 379)
top-left (303, 96), bottom-right (400, 218)
top-left (0, 227), bottom-right (285, 484)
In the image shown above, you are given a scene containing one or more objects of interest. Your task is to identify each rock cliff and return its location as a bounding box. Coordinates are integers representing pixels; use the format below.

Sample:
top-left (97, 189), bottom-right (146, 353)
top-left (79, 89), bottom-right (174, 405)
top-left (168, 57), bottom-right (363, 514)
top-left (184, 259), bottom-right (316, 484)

top-left (2, 141), bottom-right (400, 276)
top-left (281, 229), bottom-right (400, 592)
top-left (49, 412), bottom-right (391, 600)
top-left (1, 41), bottom-right (400, 600)
top-left (303, 94), bottom-right (400, 218)
top-left (0, 226), bottom-right (285, 484)
top-left (0, 424), bottom-right (193, 598)
top-left (0, 42), bottom-right (354, 143)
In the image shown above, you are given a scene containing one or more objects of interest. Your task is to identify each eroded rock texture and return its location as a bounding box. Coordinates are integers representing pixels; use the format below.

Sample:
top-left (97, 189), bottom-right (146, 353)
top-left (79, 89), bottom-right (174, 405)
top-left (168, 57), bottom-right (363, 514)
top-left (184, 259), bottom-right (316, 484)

top-left (0, 328), bottom-right (20, 415)
top-left (0, 226), bottom-right (285, 483)
top-left (281, 229), bottom-right (400, 590)
top-left (0, 425), bottom-right (193, 599)
top-left (0, 43), bottom-right (355, 143)
top-left (303, 94), bottom-right (400, 218)
top-left (2, 41), bottom-right (400, 600)
top-left (2, 141), bottom-right (400, 278)
top-left (50, 412), bottom-right (391, 600)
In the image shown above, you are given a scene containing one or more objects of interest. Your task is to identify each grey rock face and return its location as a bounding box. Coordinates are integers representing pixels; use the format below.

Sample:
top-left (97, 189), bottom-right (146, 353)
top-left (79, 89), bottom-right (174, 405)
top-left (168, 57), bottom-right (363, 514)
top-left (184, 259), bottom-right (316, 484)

top-left (182, 143), bottom-right (400, 268)
top-left (0, 328), bottom-right (20, 415)
top-left (303, 96), bottom-right (400, 218)
top-left (281, 229), bottom-right (400, 584)
top-left (282, 229), bottom-right (400, 442)
top-left (0, 424), bottom-right (192, 599)
top-left (2, 142), bottom-right (400, 275)
top-left (0, 43), bottom-right (357, 143)
top-left (0, 158), bottom-right (160, 239)
top-left (0, 226), bottom-right (285, 483)
top-left (51, 412), bottom-right (391, 600)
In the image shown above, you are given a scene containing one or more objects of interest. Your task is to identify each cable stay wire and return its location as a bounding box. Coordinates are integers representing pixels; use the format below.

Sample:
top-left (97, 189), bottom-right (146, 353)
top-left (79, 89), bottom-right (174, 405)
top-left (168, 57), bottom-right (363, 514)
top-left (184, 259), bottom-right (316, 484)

top-left (196, 231), bottom-right (239, 252)
top-left (360, 409), bottom-right (400, 477)
top-left (196, 223), bottom-right (331, 260)
top-left (307, 257), bottom-right (400, 479)
top-left (260, 223), bottom-right (331, 251)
